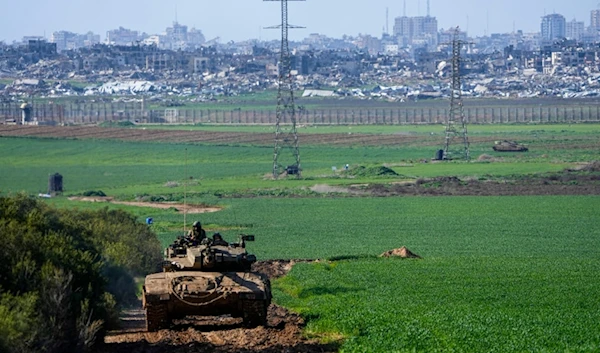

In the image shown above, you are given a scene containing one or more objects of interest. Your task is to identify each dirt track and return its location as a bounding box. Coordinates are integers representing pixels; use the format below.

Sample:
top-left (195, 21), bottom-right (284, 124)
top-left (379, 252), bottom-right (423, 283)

top-left (0, 124), bottom-right (437, 147)
top-left (97, 260), bottom-right (336, 353)
top-left (68, 196), bottom-right (221, 214)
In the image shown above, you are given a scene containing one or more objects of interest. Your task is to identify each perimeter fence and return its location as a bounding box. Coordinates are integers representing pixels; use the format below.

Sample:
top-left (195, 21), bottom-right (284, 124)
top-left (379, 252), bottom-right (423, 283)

top-left (2, 101), bottom-right (600, 125)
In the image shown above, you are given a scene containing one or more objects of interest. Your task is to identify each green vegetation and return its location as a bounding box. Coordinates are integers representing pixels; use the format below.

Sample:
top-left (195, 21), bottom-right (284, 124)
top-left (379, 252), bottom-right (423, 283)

top-left (277, 256), bottom-right (600, 352)
top-left (98, 120), bottom-right (136, 128)
top-left (1, 123), bottom-right (600, 352)
top-left (0, 195), bottom-right (162, 353)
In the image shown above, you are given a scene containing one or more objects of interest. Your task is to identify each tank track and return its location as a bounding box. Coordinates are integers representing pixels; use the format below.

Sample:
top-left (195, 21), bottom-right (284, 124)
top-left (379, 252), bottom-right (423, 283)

top-left (145, 302), bottom-right (169, 332)
top-left (242, 300), bottom-right (268, 327)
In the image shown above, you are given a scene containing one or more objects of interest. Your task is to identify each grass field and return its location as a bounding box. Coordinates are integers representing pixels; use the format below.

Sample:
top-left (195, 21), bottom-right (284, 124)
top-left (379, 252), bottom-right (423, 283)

top-left (55, 194), bottom-right (600, 352)
top-left (1, 124), bottom-right (600, 352)
top-left (0, 136), bottom-right (575, 196)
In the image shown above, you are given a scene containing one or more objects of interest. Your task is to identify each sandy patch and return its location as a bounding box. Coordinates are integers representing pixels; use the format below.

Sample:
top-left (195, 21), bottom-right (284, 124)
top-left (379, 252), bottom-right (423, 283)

top-left (68, 196), bottom-right (221, 214)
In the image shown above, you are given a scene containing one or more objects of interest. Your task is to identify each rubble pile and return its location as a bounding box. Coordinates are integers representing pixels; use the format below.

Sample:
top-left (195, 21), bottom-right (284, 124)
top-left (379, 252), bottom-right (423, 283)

top-left (3, 41), bottom-right (600, 103)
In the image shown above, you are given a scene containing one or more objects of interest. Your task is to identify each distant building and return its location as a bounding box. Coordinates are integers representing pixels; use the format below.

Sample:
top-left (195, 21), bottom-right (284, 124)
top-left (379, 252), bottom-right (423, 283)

top-left (591, 9), bottom-right (600, 30)
top-left (187, 28), bottom-right (206, 48)
top-left (27, 39), bottom-right (57, 56)
top-left (393, 15), bottom-right (438, 49)
top-left (106, 27), bottom-right (142, 46)
top-left (159, 22), bottom-right (206, 50)
top-left (541, 14), bottom-right (566, 42)
top-left (50, 31), bottom-right (99, 51)
top-left (566, 19), bottom-right (584, 41)
top-left (393, 16), bottom-right (412, 46)
top-left (438, 28), bottom-right (468, 45)
top-left (589, 9), bottom-right (600, 42)
top-left (51, 31), bottom-right (76, 51)
top-left (355, 34), bottom-right (381, 55)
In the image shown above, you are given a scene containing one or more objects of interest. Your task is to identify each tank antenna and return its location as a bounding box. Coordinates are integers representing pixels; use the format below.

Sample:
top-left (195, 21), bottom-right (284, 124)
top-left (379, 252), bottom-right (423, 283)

top-left (184, 147), bottom-right (187, 233)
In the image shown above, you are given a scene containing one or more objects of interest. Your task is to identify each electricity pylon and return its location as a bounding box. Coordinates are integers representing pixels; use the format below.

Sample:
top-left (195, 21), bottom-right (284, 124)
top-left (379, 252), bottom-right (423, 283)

top-left (265, 0), bottom-right (304, 178)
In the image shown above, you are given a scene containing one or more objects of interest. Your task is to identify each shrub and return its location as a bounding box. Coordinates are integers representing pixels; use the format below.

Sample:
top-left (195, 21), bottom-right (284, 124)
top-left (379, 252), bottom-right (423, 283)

top-left (0, 194), bottom-right (162, 352)
top-left (82, 190), bottom-right (106, 197)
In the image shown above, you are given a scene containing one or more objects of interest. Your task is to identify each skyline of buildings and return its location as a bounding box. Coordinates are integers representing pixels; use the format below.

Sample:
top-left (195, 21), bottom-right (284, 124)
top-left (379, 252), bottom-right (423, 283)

top-left (7, 6), bottom-right (600, 56)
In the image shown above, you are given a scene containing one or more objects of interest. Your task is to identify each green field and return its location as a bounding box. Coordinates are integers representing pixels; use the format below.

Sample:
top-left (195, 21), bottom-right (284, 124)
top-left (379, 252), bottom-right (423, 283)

top-left (1, 124), bottom-right (600, 352)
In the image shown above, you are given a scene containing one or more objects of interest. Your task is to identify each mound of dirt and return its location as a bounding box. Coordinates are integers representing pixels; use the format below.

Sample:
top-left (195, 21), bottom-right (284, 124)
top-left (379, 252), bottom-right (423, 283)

top-left (430, 176), bottom-right (461, 183)
top-left (477, 154), bottom-right (496, 161)
top-left (580, 161), bottom-right (600, 172)
top-left (380, 246), bottom-right (422, 259)
top-left (252, 260), bottom-right (297, 279)
top-left (346, 165), bottom-right (399, 177)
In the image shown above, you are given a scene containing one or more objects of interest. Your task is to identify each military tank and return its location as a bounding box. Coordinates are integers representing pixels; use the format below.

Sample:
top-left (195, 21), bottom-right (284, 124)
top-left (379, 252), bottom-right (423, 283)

top-left (142, 233), bottom-right (271, 331)
top-left (493, 140), bottom-right (529, 152)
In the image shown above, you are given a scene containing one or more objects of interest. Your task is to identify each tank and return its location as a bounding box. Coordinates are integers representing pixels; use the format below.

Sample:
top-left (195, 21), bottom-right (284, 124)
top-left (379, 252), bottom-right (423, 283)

top-left (142, 234), bottom-right (272, 332)
top-left (493, 140), bottom-right (529, 152)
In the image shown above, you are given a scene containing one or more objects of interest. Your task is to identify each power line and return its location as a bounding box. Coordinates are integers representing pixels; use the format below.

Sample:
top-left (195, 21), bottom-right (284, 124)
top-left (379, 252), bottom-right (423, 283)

top-left (443, 27), bottom-right (470, 161)
top-left (264, 0), bottom-right (304, 179)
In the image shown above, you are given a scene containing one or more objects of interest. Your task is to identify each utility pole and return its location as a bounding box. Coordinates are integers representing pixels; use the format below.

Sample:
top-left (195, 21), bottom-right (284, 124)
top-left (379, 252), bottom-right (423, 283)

top-left (443, 27), bottom-right (470, 160)
top-left (265, 0), bottom-right (304, 179)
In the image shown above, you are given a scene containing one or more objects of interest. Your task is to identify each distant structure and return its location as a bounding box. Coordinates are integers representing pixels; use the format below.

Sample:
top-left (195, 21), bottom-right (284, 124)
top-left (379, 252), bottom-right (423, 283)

top-left (393, 12), bottom-right (438, 49)
top-left (566, 19), bottom-right (585, 41)
top-left (106, 27), bottom-right (142, 46)
top-left (590, 9), bottom-right (600, 41)
top-left (591, 9), bottom-right (600, 30)
top-left (165, 22), bottom-right (206, 50)
top-left (50, 31), bottom-right (100, 52)
top-left (443, 27), bottom-right (470, 161)
top-left (265, 0), bottom-right (304, 179)
top-left (541, 13), bottom-right (566, 42)
top-left (48, 173), bottom-right (63, 194)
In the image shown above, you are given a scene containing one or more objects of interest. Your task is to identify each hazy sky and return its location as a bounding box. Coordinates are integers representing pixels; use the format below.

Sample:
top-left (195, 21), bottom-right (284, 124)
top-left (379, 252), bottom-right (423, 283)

top-left (1, 0), bottom-right (598, 43)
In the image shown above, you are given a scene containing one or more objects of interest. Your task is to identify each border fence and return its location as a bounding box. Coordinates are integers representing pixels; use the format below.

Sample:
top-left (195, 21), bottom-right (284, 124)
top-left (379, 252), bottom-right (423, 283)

top-left (2, 101), bottom-right (600, 125)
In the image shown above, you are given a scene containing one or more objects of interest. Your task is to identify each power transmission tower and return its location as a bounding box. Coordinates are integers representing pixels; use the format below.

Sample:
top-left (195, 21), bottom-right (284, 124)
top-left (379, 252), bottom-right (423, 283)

top-left (265, 0), bottom-right (304, 179)
top-left (443, 27), bottom-right (470, 160)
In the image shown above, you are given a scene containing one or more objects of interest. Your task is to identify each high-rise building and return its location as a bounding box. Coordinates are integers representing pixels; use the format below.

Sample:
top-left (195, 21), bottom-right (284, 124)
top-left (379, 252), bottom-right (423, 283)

top-left (166, 22), bottom-right (188, 43)
top-left (566, 19), bottom-right (584, 41)
top-left (541, 13), bottom-right (566, 41)
top-left (591, 9), bottom-right (600, 30)
top-left (393, 15), bottom-right (438, 48)
top-left (393, 16), bottom-right (412, 39)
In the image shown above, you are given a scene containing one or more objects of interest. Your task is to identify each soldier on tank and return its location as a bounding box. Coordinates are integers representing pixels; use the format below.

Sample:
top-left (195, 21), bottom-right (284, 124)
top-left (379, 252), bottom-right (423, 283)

top-left (212, 233), bottom-right (229, 246)
top-left (188, 221), bottom-right (207, 244)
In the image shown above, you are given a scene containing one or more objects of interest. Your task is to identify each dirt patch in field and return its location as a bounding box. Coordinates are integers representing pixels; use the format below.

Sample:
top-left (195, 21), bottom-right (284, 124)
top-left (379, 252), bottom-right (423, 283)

top-left (98, 260), bottom-right (337, 353)
top-left (358, 166), bottom-right (600, 197)
top-left (0, 125), bottom-right (425, 147)
top-left (68, 196), bottom-right (221, 214)
top-left (380, 246), bottom-right (422, 259)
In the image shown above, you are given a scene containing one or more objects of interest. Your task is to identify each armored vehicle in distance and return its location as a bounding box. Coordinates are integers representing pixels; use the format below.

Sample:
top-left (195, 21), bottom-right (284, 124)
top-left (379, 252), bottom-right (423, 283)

top-left (493, 140), bottom-right (529, 152)
top-left (142, 234), bottom-right (271, 331)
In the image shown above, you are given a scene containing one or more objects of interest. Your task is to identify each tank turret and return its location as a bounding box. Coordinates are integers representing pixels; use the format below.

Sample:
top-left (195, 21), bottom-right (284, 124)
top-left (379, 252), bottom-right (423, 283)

top-left (163, 234), bottom-right (257, 272)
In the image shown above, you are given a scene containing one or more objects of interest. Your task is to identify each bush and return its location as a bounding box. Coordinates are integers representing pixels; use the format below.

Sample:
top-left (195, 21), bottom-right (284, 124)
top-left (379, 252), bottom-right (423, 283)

top-left (0, 194), bottom-right (162, 353)
top-left (98, 121), bottom-right (135, 128)
top-left (82, 190), bottom-right (106, 197)
top-left (344, 165), bottom-right (400, 178)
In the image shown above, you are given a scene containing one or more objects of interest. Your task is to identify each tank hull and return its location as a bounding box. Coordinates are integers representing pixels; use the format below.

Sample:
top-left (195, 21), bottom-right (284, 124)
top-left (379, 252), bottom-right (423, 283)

top-left (493, 140), bottom-right (528, 152)
top-left (143, 271), bottom-right (271, 331)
